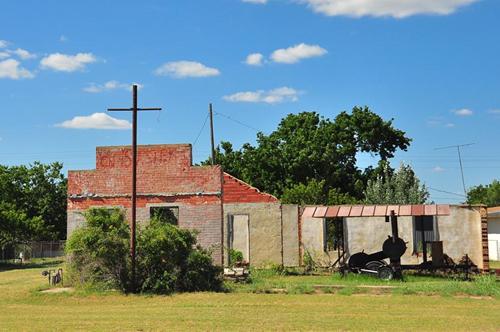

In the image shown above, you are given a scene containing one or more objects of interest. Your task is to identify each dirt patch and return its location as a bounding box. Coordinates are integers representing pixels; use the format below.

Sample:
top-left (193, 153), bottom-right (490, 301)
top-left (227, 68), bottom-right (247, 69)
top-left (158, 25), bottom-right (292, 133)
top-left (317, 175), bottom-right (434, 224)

top-left (40, 287), bottom-right (74, 294)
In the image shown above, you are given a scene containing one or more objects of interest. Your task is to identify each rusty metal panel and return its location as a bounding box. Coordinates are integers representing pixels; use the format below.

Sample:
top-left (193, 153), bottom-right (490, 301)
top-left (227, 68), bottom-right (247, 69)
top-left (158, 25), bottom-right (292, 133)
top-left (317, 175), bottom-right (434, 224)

top-left (337, 205), bottom-right (352, 217)
top-left (437, 204), bottom-right (451, 216)
top-left (374, 205), bottom-right (388, 216)
top-left (313, 206), bottom-right (328, 218)
top-left (302, 207), bottom-right (316, 218)
top-left (325, 206), bottom-right (340, 218)
top-left (361, 205), bottom-right (375, 217)
top-left (349, 205), bottom-right (364, 217)
top-left (424, 204), bottom-right (437, 216)
top-left (412, 204), bottom-right (425, 216)
top-left (387, 205), bottom-right (399, 216)
top-left (399, 205), bottom-right (412, 216)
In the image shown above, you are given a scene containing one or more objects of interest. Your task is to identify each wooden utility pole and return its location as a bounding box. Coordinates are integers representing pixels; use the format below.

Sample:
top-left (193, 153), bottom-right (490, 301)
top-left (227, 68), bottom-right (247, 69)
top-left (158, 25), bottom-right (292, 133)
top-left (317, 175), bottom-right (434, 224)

top-left (209, 103), bottom-right (216, 165)
top-left (108, 85), bottom-right (161, 289)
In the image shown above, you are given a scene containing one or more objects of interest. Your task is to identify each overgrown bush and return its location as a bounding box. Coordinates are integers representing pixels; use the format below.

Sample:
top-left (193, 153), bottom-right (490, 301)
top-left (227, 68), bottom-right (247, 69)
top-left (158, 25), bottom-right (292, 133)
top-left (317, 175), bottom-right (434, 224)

top-left (66, 208), bottom-right (223, 294)
top-left (65, 208), bottom-right (130, 290)
top-left (137, 218), bottom-right (223, 294)
top-left (228, 248), bottom-right (244, 267)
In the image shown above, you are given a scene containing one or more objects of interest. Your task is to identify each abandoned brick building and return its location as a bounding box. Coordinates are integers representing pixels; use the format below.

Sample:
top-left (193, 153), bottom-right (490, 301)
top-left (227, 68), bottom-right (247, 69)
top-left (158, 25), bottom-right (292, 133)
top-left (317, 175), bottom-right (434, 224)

top-left (67, 144), bottom-right (491, 270)
top-left (67, 144), bottom-right (300, 266)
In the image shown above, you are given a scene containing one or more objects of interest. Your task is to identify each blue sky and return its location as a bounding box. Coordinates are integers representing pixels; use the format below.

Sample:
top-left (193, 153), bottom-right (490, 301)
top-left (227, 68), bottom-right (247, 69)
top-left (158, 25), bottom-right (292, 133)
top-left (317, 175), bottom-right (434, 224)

top-left (1, 0), bottom-right (499, 203)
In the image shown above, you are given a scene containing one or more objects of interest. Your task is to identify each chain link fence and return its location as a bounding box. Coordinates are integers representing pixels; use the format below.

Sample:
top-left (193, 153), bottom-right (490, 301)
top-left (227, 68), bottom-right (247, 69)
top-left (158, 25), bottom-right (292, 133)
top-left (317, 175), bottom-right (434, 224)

top-left (1, 241), bottom-right (65, 262)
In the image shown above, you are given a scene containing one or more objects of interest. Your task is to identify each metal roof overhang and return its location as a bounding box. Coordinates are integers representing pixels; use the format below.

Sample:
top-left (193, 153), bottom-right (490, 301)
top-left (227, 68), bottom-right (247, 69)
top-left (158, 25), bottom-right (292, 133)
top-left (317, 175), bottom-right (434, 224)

top-left (303, 204), bottom-right (451, 218)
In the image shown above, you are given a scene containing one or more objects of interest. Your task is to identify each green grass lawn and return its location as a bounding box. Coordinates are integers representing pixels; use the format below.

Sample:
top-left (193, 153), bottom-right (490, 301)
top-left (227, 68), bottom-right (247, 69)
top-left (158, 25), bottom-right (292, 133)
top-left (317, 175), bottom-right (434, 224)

top-left (0, 259), bottom-right (499, 331)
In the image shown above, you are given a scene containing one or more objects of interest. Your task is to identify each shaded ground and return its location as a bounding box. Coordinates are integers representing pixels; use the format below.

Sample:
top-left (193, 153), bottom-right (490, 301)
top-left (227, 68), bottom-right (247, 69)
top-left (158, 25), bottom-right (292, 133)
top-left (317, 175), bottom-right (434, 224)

top-left (0, 259), bottom-right (499, 331)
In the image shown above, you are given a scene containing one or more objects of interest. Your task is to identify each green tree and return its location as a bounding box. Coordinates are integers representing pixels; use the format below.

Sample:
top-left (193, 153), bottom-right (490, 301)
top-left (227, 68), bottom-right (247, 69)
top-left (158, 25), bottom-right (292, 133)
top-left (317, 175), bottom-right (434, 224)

top-left (0, 202), bottom-right (48, 247)
top-left (0, 162), bottom-right (67, 243)
top-left (364, 162), bottom-right (429, 204)
top-left (209, 107), bottom-right (410, 204)
top-left (467, 180), bottom-right (500, 206)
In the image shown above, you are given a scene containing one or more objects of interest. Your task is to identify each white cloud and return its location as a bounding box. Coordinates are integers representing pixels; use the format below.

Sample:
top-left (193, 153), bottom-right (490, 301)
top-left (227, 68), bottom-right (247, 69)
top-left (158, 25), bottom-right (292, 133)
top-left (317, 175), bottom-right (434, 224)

top-left (301, 0), bottom-right (478, 18)
top-left (0, 59), bottom-right (34, 79)
top-left (0, 52), bottom-right (9, 59)
top-left (488, 109), bottom-right (500, 115)
top-left (242, 0), bottom-right (267, 4)
top-left (452, 108), bottom-right (473, 116)
top-left (84, 80), bottom-right (143, 93)
top-left (60, 35), bottom-right (68, 42)
top-left (271, 43), bottom-right (327, 64)
top-left (432, 166), bottom-right (445, 173)
top-left (11, 48), bottom-right (36, 60)
top-left (0, 40), bottom-right (8, 48)
top-left (223, 87), bottom-right (301, 104)
top-left (56, 113), bottom-right (132, 130)
top-left (245, 53), bottom-right (264, 66)
top-left (426, 117), bottom-right (455, 128)
top-left (40, 52), bottom-right (97, 72)
top-left (154, 61), bottom-right (220, 78)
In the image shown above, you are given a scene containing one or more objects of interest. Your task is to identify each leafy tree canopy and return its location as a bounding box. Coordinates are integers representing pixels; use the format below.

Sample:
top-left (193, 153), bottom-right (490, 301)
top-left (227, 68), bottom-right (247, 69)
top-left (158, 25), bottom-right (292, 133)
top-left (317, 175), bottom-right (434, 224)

top-left (364, 162), bottom-right (429, 204)
top-left (467, 180), bottom-right (500, 206)
top-left (208, 107), bottom-right (411, 204)
top-left (0, 162), bottom-right (67, 244)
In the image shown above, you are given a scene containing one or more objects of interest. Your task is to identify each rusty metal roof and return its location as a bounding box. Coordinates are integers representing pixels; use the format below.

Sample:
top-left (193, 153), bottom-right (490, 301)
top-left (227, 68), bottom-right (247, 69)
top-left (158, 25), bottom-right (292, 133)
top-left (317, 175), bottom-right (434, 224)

top-left (302, 204), bottom-right (451, 218)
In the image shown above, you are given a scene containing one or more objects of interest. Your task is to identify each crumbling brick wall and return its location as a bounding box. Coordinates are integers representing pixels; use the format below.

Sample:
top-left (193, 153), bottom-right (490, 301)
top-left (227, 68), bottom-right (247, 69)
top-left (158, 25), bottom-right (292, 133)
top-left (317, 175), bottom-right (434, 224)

top-left (67, 144), bottom-right (223, 264)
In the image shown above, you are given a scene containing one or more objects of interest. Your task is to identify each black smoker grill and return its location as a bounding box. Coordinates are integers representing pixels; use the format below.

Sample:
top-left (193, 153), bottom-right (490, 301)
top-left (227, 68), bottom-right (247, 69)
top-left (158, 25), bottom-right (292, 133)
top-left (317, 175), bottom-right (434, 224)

top-left (345, 210), bottom-right (475, 280)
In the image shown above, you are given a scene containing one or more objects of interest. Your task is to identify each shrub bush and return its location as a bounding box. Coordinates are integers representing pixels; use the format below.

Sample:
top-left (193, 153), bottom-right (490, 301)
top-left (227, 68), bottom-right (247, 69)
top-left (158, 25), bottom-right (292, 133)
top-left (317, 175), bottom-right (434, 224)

top-left (137, 218), bottom-right (223, 294)
top-left (65, 208), bottom-right (130, 290)
top-left (66, 209), bottom-right (223, 294)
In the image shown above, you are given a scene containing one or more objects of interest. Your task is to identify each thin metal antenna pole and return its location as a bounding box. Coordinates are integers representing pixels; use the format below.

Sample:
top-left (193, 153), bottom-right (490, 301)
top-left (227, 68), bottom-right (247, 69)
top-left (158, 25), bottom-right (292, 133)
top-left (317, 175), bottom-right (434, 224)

top-left (209, 103), bottom-right (216, 165)
top-left (457, 146), bottom-right (467, 197)
top-left (434, 143), bottom-right (475, 200)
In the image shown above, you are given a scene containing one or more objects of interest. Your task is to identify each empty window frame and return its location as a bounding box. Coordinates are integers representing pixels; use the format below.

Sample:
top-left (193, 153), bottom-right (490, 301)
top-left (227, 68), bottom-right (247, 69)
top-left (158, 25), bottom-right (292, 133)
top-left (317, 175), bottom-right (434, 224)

top-left (324, 218), bottom-right (344, 252)
top-left (413, 216), bottom-right (439, 253)
top-left (150, 206), bottom-right (179, 225)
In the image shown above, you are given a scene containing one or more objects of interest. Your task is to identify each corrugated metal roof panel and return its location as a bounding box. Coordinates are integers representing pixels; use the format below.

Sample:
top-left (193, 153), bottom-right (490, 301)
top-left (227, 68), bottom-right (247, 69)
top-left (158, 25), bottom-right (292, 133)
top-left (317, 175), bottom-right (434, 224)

top-left (303, 204), bottom-right (451, 218)
top-left (437, 204), bottom-right (450, 216)
top-left (349, 205), bottom-right (364, 217)
top-left (302, 207), bottom-right (316, 218)
top-left (362, 205), bottom-right (375, 217)
top-left (313, 206), bottom-right (328, 218)
top-left (411, 205), bottom-right (425, 216)
top-left (374, 205), bottom-right (388, 216)
top-left (325, 206), bottom-right (340, 218)
top-left (424, 205), bottom-right (437, 216)
top-left (399, 205), bottom-right (412, 216)
top-left (387, 205), bottom-right (399, 216)
top-left (337, 206), bottom-right (352, 217)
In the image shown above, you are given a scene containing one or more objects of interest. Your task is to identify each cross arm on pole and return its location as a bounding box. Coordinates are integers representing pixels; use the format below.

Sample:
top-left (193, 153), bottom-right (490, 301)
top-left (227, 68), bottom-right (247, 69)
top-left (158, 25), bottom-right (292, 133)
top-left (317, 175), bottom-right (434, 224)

top-left (108, 107), bottom-right (162, 111)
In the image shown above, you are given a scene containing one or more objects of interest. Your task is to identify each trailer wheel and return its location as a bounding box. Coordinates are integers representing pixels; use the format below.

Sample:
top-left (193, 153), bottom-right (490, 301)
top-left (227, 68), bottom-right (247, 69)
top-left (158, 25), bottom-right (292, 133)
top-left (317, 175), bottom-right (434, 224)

top-left (377, 266), bottom-right (394, 280)
top-left (365, 260), bottom-right (386, 272)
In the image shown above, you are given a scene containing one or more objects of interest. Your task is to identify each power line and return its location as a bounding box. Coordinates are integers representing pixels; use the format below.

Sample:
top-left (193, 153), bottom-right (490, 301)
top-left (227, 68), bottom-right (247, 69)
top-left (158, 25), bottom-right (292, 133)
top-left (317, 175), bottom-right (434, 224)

top-left (428, 187), bottom-right (466, 198)
top-left (192, 113), bottom-right (210, 147)
top-left (214, 111), bottom-right (261, 132)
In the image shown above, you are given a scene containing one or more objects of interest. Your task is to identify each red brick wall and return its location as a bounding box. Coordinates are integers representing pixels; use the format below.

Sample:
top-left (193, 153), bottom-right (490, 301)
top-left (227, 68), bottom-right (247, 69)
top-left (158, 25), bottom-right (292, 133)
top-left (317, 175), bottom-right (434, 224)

top-left (67, 144), bottom-right (224, 264)
top-left (69, 145), bottom-right (221, 197)
top-left (223, 173), bottom-right (278, 203)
